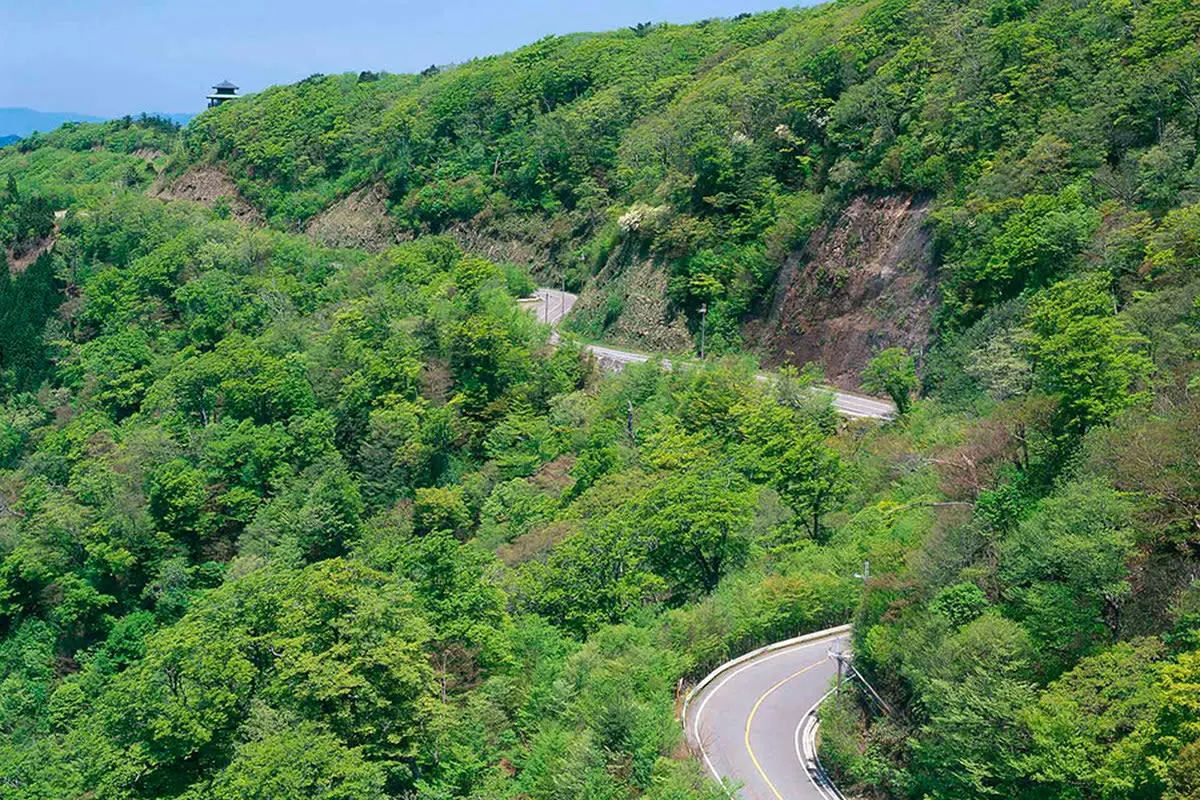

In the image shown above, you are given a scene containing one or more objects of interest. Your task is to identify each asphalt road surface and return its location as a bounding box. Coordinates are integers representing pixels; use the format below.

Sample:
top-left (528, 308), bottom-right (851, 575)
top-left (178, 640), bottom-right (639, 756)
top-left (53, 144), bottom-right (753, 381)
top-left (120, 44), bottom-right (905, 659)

top-left (521, 288), bottom-right (578, 331)
top-left (686, 630), bottom-right (851, 800)
top-left (523, 289), bottom-right (896, 420)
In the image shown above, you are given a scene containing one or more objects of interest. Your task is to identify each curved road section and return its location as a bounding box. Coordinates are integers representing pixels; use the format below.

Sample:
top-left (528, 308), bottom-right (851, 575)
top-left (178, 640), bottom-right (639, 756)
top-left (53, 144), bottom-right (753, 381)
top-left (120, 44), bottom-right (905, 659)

top-left (523, 290), bottom-right (895, 421)
top-left (684, 626), bottom-right (851, 800)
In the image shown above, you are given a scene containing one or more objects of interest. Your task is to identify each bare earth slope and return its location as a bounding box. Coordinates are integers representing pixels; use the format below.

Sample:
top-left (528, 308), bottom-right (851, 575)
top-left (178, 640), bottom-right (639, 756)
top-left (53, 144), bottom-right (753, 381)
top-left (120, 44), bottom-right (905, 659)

top-left (149, 166), bottom-right (263, 225)
top-left (747, 195), bottom-right (938, 390)
top-left (306, 184), bottom-right (399, 251)
top-left (572, 257), bottom-right (695, 353)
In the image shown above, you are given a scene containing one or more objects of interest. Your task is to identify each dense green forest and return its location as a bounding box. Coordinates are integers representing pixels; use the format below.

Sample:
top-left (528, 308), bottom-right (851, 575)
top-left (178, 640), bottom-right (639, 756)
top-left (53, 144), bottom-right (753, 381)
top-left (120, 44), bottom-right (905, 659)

top-left (169, 0), bottom-right (1200, 351)
top-left (0, 0), bottom-right (1198, 796)
top-left (0, 190), bottom-right (893, 798)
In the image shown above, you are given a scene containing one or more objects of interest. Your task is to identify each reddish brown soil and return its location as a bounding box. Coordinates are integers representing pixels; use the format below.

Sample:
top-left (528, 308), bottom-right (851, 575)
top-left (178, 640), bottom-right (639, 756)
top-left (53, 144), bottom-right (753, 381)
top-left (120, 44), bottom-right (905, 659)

top-left (745, 194), bottom-right (939, 389)
top-left (6, 210), bottom-right (67, 274)
top-left (6, 235), bottom-right (55, 273)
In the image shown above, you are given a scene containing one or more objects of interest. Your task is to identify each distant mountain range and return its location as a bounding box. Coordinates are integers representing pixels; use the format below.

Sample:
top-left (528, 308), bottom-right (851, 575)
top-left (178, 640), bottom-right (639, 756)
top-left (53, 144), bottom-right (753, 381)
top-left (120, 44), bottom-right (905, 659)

top-left (0, 108), bottom-right (105, 137)
top-left (0, 108), bottom-right (194, 141)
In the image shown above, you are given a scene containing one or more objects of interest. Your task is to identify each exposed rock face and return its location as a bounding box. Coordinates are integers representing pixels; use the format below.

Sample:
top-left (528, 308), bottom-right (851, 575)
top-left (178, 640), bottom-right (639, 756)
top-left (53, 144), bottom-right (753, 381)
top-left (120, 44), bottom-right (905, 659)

top-left (149, 166), bottom-right (262, 224)
top-left (306, 184), bottom-right (399, 252)
top-left (746, 194), bottom-right (938, 389)
top-left (603, 258), bottom-right (694, 351)
top-left (130, 148), bottom-right (166, 163)
top-left (7, 211), bottom-right (66, 274)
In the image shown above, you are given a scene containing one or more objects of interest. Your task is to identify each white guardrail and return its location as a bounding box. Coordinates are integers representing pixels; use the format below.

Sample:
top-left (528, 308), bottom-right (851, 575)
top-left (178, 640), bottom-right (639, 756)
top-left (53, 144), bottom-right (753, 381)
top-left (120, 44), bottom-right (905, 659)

top-left (680, 623), bottom-right (853, 800)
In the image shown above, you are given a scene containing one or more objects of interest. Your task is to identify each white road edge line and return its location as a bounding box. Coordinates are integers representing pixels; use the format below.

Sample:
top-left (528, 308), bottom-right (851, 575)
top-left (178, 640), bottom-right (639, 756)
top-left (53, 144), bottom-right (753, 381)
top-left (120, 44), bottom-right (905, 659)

top-left (692, 641), bottom-right (828, 793)
top-left (681, 625), bottom-right (852, 795)
top-left (523, 290), bottom-right (897, 421)
top-left (795, 689), bottom-right (846, 800)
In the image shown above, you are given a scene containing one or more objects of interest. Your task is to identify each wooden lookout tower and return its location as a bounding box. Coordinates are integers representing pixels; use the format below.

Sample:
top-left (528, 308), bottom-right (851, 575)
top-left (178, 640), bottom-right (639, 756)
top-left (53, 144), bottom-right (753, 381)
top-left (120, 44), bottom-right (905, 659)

top-left (206, 81), bottom-right (239, 108)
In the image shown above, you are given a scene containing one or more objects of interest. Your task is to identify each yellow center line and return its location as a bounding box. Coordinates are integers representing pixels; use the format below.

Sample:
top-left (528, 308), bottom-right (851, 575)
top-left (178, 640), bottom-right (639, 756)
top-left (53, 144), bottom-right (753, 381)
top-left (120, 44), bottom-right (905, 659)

top-left (743, 657), bottom-right (829, 800)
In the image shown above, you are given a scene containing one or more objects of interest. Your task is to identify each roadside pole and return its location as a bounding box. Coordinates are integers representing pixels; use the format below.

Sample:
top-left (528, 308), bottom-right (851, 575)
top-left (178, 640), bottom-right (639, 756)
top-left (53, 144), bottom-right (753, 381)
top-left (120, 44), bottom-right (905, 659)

top-left (834, 639), bottom-right (844, 695)
top-left (831, 638), bottom-right (855, 697)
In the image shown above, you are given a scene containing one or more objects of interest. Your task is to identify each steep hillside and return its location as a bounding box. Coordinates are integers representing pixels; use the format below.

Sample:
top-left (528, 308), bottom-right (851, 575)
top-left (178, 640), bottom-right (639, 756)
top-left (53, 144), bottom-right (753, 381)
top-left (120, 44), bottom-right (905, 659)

top-left (0, 2), bottom-right (1198, 799)
top-left (305, 183), bottom-right (399, 251)
top-left (149, 165), bottom-right (264, 224)
top-left (747, 194), bottom-right (937, 387)
top-left (167, 0), bottom-right (1200, 389)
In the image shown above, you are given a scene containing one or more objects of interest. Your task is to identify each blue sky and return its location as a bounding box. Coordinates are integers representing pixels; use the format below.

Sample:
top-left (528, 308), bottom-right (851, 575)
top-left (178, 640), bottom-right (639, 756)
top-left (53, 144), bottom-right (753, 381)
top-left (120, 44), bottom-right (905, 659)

top-left (1, 0), bottom-right (806, 118)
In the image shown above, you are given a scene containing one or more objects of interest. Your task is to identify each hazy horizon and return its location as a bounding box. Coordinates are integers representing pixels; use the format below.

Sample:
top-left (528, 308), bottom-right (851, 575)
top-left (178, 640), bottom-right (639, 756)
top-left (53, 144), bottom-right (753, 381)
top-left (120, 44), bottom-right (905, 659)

top-left (1, 0), bottom-right (806, 118)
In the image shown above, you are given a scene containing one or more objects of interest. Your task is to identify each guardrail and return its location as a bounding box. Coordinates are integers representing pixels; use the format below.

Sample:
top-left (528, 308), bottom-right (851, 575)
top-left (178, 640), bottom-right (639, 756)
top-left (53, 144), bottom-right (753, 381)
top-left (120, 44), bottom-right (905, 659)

top-left (798, 689), bottom-right (848, 800)
top-left (680, 624), bottom-right (852, 800)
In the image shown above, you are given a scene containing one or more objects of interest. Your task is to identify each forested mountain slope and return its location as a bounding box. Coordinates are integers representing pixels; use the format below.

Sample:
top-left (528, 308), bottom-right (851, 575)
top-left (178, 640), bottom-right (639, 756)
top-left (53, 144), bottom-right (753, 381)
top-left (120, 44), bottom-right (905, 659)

top-left (0, 0), bottom-right (1197, 797)
top-left (167, 0), bottom-right (1197, 373)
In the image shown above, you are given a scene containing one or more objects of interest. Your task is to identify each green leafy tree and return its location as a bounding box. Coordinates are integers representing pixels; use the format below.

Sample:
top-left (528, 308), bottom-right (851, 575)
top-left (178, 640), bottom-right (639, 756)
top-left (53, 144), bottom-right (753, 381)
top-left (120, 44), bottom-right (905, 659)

top-left (209, 718), bottom-right (388, 800)
top-left (861, 348), bottom-right (917, 416)
top-left (998, 479), bottom-right (1137, 671)
top-left (413, 486), bottom-right (471, 538)
top-left (774, 422), bottom-right (849, 541)
top-left (931, 583), bottom-right (991, 628)
top-left (87, 561), bottom-right (435, 795)
top-left (1023, 638), bottom-right (1165, 798)
top-left (357, 400), bottom-right (427, 510)
top-left (636, 467), bottom-right (755, 596)
top-left (911, 614), bottom-right (1039, 799)
top-left (516, 519), bottom-right (664, 637)
top-left (1025, 275), bottom-right (1153, 436)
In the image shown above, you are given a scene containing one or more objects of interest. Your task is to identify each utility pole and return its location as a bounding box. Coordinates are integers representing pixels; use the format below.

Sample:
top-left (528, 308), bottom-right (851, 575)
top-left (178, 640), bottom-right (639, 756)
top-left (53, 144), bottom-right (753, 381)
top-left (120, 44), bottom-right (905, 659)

top-left (831, 638), bottom-right (850, 697)
top-left (828, 640), bottom-right (891, 714)
top-left (832, 562), bottom-right (868, 698)
top-left (699, 303), bottom-right (708, 360)
top-left (828, 559), bottom-right (894, 716)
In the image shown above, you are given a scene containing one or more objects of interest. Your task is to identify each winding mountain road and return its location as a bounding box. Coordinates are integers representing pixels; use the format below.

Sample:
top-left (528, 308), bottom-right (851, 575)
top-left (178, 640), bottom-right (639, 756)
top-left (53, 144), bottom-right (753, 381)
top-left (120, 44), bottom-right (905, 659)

top-left (523, 289), bottom-right (896, 420)
top-left (522, 290), bottom-right (863, 796)
top-left (683, 626), bottom-right (851, 800)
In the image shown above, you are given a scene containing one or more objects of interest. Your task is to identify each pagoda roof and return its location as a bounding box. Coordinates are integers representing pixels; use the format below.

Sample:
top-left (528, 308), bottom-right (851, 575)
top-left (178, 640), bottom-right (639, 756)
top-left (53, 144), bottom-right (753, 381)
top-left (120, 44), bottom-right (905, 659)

top-left (213, 80), bottom-right (239, 90)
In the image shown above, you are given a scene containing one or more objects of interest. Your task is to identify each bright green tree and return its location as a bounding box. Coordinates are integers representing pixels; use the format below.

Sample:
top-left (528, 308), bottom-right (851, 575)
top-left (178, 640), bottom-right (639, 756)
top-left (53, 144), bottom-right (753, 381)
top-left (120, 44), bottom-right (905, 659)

top-left (637, 467), bottom-right (756, 596)
top-left (861, 347), bottom-right (918, 417)
top-left (1025, 275), bottom-right (1152, 436)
